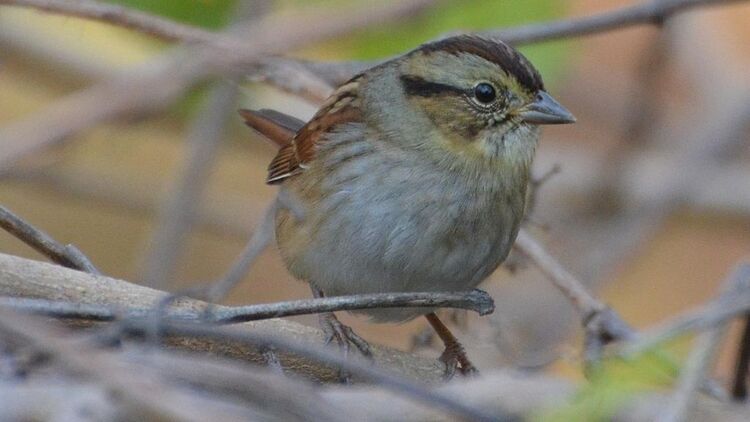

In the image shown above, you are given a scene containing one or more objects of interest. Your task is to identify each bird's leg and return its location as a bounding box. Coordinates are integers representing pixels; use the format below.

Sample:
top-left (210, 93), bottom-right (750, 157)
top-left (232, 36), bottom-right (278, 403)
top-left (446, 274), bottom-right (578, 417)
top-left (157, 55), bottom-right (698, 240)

top-left (425, 312), bottom-right (478, 378)
top-left (311, 286), bottom-right (372, 360)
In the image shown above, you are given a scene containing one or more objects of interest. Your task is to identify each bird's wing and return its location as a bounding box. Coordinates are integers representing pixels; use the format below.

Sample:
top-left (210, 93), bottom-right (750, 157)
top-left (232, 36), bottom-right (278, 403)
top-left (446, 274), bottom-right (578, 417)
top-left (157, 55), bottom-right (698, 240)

top-left (241, 78), bottom-right (362, 185)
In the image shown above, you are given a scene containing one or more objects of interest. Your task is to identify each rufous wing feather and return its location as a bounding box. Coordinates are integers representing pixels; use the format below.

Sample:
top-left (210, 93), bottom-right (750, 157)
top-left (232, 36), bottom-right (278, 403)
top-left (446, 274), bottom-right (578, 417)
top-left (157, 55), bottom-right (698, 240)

top-left (245, 79), bottom-right (363, 185)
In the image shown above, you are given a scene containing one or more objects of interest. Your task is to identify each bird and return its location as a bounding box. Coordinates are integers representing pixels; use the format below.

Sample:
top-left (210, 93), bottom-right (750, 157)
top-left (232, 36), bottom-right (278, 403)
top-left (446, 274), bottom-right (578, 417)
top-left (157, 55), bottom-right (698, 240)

top-left (240, 34), bottom-right (575, 376)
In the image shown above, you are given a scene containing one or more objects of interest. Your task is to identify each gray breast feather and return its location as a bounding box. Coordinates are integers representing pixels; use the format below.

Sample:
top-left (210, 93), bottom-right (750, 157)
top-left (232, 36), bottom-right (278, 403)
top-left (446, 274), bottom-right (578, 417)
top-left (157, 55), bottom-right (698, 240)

top-left (279, 127), bottom-right (525, 322)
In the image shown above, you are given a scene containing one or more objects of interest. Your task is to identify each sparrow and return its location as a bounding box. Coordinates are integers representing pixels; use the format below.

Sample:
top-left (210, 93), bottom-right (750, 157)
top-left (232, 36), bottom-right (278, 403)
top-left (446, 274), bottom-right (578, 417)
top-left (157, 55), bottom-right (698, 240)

top-left (240, 34), bottom-right (575, 376)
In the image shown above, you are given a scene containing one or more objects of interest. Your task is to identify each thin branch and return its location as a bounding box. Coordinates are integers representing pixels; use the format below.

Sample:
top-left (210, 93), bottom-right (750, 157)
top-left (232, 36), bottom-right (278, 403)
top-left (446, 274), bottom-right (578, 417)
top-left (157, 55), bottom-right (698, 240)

top-left (0, 252), bottom-right (448, 383)
top-left (0, 0), bottom-right (437, 170)
top-left (121, 348), bottom-right (345, 421)
top-left (140, 80), bottom-right (238, 288)
top-left (485, 0), bottom-right (748, 45)
top-left (4, 0), bottom-right (745, 54)
top-left (514, 229), bottom-right (635, 364)
top-left (0, 290), bottom-right (494, 323)
top-left (212, 289), bottom-right (495, 322)
top-left (658, 264), bottom-right (750, 421)
top-left (620, 263), bottom-right (750, 357)
top-left (514, 230), bottom-right (602, 316)
top-left (205, 188), bottom-right (305, 302)
top-left (205, 197), bottom-right (279, 302)
top-left (0, 305), bottom-right (495, 421)
top-left (0, 308), bottom-right (245, 422)
top-left (0, 205), bottom-right (99, 274)
top-left (121, 319), bottom-right (498, 422)
top-left (732, 313), bottom-right (750, 400)
top-left (0, 0), bottom-right (219, 43)
top-left (251, 0), bottom-right (750, 89)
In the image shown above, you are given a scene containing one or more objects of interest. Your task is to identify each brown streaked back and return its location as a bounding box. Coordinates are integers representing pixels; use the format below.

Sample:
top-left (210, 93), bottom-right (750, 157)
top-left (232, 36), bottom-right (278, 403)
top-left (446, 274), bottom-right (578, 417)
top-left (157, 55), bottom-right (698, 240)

top-left (264, 79), bottom-right (363, 184)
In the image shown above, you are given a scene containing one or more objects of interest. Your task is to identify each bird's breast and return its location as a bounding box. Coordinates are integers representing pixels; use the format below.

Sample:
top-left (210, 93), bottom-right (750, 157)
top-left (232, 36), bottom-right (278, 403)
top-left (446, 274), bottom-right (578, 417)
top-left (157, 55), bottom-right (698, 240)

top-left (275, 128), bottom-right (527, 320)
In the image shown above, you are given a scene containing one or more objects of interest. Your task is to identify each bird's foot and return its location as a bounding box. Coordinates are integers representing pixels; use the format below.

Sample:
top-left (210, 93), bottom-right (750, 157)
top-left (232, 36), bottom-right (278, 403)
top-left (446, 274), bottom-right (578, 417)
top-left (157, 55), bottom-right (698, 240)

top-left (438, 339), bottom-right (478, 379)
top-left (318, 312), bottom-right (372, 383)
top-left (425, 312), bottom-right (478, 379)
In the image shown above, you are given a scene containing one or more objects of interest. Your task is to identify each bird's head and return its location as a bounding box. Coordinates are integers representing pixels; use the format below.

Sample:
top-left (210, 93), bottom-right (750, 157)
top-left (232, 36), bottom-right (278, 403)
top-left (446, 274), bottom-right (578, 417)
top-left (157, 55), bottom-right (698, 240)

top-left (362, 35), bottom-right (574, 169)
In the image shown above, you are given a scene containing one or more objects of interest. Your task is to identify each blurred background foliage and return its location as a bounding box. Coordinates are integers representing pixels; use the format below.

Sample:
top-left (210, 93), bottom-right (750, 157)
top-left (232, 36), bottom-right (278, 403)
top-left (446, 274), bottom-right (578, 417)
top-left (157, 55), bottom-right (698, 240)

top-left (89, 0), bottom-right (570, 121)
top-left (105, 0), bottom-right (569, 79)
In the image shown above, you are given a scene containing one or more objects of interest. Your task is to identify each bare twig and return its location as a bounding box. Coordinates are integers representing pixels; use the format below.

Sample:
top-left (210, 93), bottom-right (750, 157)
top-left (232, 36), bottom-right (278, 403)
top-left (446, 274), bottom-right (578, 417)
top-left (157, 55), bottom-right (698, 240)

top-left (0, 251), bottom-right (449, 382)
top-left (6, 0), bottom-right (744, 48)
top-left (731, 313), bottom-right (750, 400)
top-left (0, 0), bottom-right (219, 43)
top-left (263, 0), bottom-right (750, 88)
top-left (1, 0), bottom-right (746, 170)
top-left (0, 205), bottom-right (99, 274)
top-left (485, 0), bottom-right (748, 45)
top-left (0, 303), bottom-right (496, 422)
top-left (121, 348), bottom-right (344, 421)
top-left (0, 289), bottom-right (494, 323)
top-left (620, 263), bottom-right (750, 357)
top-left (140, 80), bottom-right (239, 288)
top-left (119, 319), bottom-right (497, 422)
top-left (245, 57), bottom-right (335, 103)
top-left (0, 308), bottom-right (256, 421)
top-left (514, 229), bottom-right (635, 364)
top-left (205, 188), bottom-right (305, 301)
top-left (0, 297), bottom-right (116, 321)
top-left (214, 289), bottom-right (495, 322)
top-left (0, 0), bottom-right (437, 170)
top-left (205, 198), bottom-right (279, 302)
top-left (658, 264), bottom-right (750, 421)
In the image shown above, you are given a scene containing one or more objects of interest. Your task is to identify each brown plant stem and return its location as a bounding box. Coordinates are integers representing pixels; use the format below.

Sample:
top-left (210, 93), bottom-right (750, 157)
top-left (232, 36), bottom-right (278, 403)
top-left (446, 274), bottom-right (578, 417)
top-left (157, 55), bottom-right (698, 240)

top-left (0, 205), bottom-right (99, 274)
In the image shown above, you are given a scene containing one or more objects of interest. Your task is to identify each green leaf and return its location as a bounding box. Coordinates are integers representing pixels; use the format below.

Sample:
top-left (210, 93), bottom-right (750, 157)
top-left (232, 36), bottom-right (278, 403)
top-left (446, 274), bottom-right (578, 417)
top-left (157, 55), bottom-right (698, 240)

top-left (104, 0), bottom-right (238, 29)
top-left (537, 347), bottom-right (684, 421)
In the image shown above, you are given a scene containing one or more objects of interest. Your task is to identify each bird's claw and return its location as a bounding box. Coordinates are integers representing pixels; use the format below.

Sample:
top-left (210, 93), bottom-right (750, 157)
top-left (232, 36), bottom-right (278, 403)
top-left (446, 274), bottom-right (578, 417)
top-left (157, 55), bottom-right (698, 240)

top-left (319, 312), bottom-right (372, 383)
top-left (438, 341), bottom-right (478, 380)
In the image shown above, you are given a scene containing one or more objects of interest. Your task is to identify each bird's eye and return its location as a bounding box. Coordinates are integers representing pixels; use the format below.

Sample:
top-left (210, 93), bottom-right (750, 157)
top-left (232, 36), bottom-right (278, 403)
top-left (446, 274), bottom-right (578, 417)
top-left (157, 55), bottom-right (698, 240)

top-left (473, 83), bottom-right (496, 104)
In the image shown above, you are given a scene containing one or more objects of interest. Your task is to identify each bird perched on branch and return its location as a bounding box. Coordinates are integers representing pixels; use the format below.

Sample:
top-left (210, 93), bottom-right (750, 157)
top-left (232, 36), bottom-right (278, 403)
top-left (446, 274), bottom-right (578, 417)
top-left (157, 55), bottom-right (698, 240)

top-left (241, 34), bottom-right (574, 376)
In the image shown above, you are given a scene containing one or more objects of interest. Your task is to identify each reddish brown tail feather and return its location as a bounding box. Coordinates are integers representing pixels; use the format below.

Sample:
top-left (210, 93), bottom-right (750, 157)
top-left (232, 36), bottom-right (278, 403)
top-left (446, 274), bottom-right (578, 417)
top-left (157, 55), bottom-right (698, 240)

top-left (238, 109), bottom-right (303, 147)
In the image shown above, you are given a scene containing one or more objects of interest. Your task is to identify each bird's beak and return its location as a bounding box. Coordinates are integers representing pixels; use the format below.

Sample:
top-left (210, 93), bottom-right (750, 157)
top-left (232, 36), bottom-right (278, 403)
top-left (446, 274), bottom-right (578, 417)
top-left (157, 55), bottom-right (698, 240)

top-left (516, 91), bottom-right (576, 125)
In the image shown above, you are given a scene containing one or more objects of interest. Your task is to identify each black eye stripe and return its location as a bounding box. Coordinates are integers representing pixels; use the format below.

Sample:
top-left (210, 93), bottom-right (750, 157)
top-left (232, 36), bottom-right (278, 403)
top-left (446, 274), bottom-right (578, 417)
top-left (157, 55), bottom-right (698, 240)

top-left (400, 75), bottom-right (465, 97)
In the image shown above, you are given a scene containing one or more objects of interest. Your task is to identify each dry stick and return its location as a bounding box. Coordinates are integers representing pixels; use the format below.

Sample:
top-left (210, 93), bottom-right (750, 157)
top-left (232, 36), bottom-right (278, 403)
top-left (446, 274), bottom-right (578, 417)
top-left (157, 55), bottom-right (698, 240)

top-left (205, 197), bottom-right (279, 302)
top-left (1, 0), bottom-right (745, 166)
top-left (4, 0), bottom-right (743, 48)
top-left (0, 0), bottom-right (218, 43)
top-left (0, 0), bottom-right (437, 169)
top-left (486, 0), bottom-right (749, 45)
top-left (619, 263), bottom-right (750, 359)
top-left (140, 80), bottom-right (239, 289)
top-left (121, 319), bottom-right (498, 422)
top-left (206, 188), bottom-right (304, 302)
top-left (0, 252), bottom-right (449, 383)
top-left (514, 229), bottom-right (635, 364)
top-left (658, 264), bottom-right (750, 421)
top-left (140, 0), bottom-right (259, 290)
top-left (0, 309), bottom-right (264, 421)
top-left (245, 57), bottom-right (335, 103)
top-left (0, 290), bottom-right (493, 323)
top-left (731, 313), bottom-right (750, 400)
top-left (0, 205), bottom-right (99, 274)
top-left (0, 307), bottom-right (495, 421)
top-left (122, 349), bottom-right (346, 422)
top-left (4, 0), bottom-right (745, 79)
top-left (277, 0), bottom-right (750, 88)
